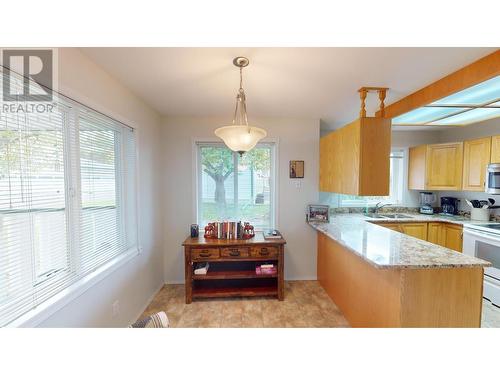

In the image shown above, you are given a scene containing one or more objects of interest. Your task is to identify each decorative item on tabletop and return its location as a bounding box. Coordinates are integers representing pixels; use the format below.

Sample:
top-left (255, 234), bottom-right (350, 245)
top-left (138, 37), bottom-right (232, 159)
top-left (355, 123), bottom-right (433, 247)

top-left (306, 204), bottom-right (330, 223)
top-left (263, 229), bottom-right (282, 239)
top-left (190, 224), bottom-right (199, 238)
top-left (242, 222), bottom-right (255, 239)
top-left (204, 221), bottom-right (255, 239)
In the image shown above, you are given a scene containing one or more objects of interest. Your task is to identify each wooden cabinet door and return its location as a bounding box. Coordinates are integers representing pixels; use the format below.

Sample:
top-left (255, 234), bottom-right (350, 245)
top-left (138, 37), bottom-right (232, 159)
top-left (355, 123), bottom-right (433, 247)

top-left (463, 137), bottom-right (491, 191)
top-left (319, 130), bottom-right (343, 193)
top-left (427, 223), bottom-right (443, 245)
top-left (408, 145), bottom-right (427, 190)
top-left (425, 142), bottom-right (464, 190)
top-left (319, 136), bottom-right (330, 191)
top-left (491, 135), bottom-right (500, 163)
top-left (340, 122), bottom-right (360, 195)
top-left (377, 223), bottom-right (402, 232)
top-left (400, 223), bottom-right (428, 241)
top-left (442, 224), bottom-right (463, 252)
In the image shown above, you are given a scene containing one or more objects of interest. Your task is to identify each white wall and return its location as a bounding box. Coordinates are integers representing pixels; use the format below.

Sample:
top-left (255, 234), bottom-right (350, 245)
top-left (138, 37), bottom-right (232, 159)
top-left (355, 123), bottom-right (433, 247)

top-left (162, 117), bottom-right (320, 282)
top-left (437, 117), bottom-right (500, 143)
top-left (35, 48), bottom-right (164, 327)
top-left (391, 129), bottom-right (440, 149)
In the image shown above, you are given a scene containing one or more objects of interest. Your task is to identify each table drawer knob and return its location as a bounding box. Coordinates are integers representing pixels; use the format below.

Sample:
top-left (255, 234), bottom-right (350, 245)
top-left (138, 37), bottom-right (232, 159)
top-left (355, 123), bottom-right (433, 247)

top-left (259, 248), bottom-right (269, 255)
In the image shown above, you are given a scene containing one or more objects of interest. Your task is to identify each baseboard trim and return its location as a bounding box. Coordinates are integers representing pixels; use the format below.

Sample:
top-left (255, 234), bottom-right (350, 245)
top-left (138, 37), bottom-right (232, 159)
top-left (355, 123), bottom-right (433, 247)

top-left (164, 280), bottom-right (185, 285)
top-left (129, 282), bottom-right (165, 326)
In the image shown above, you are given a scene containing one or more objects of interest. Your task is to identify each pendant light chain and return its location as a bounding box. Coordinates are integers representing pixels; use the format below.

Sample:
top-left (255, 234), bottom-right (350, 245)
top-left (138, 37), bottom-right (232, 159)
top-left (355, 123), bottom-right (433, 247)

top-left (232, 65), bottom-right (249, 128)
top-left (214, 56), bottom-right (267, 154)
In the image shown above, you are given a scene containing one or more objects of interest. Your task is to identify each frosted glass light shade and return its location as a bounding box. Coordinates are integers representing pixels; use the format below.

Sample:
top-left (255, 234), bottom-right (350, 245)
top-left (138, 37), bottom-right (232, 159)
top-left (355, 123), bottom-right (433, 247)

top-left (214, 125), bottom-right (267, 153)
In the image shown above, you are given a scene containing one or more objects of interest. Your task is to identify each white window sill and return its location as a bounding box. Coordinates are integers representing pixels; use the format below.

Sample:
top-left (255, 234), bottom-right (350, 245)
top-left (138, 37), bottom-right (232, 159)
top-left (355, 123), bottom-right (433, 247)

top-left (6, 246), bottom-right (140, 328)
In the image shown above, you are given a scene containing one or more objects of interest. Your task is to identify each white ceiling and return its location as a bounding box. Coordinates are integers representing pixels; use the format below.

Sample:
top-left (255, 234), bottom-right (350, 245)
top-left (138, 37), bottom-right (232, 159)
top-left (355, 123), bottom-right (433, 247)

top-left (81, 47), bottom-right (496, 129)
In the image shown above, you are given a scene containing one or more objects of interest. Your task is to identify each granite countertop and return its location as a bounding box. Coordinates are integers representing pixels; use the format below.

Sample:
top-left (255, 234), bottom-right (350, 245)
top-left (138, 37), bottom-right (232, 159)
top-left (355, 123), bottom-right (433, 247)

top-left (309, 213), bottom-right (491, 269)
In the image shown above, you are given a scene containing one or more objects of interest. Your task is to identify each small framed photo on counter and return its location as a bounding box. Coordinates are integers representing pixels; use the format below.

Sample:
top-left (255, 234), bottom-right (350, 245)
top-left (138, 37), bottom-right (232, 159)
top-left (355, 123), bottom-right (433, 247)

top-left (290, 160), bottom-right (304, 178)
top-left (307, 204), bottom-right (330, 223)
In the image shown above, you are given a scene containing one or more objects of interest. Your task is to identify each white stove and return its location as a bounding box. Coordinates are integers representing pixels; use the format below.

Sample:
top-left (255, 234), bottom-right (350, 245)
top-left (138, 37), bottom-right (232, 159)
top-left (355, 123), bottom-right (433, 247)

top-left (463, 222), bottom-right (500, 306)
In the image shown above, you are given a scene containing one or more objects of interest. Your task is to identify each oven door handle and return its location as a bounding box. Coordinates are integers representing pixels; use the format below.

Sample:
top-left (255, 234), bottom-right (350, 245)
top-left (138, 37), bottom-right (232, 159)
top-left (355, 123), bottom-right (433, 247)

top-left (464, 229), bottom-right (500, 244)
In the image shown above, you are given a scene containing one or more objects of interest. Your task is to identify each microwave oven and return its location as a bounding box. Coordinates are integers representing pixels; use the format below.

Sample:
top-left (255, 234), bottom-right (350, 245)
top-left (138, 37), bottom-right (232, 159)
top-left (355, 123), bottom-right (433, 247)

top-left (486, 163), bottom-right (500, 194)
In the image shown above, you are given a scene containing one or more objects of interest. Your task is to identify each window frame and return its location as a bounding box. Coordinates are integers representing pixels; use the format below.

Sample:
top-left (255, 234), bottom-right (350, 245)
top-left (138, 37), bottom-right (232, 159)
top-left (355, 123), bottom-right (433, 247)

top-left (194, 140), bottom-right (278, 231)
top-left (2, 94), bottom-right (141, 328)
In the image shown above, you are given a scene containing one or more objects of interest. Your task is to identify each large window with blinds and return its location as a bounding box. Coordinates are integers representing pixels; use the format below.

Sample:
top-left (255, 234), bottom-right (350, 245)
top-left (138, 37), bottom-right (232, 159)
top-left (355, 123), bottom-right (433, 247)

top-left (197, 142), bottom-right (275, 230)
top-left (0, 74), bottom-right (138, 326)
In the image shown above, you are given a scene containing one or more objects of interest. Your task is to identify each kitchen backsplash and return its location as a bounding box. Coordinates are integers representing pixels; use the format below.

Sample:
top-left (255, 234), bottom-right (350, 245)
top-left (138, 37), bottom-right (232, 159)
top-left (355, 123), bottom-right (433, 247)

top-left (329, 205), bottom-right (500, 222)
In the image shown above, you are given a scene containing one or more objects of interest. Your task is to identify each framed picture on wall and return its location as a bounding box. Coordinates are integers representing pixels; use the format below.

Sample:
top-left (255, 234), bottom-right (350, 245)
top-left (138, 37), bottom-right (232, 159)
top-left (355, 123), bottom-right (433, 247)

top-left (290, 160), bottom-right (304, 178)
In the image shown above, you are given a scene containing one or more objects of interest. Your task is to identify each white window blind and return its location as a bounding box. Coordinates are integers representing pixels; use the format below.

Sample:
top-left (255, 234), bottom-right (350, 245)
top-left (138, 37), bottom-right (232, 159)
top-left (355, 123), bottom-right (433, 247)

top-left (0, 68), bottom-right (138, 326)
top-left (197, 142), bottom-right (275, 230)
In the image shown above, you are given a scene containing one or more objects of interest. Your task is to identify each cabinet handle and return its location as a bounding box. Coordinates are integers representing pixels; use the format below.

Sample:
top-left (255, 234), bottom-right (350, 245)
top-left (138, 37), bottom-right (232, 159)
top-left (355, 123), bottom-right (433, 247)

top-left (229, 249), bottom-right (240, 256)
top-left (198, 253), bottom-right (211, 258)
top-left (259, 248), bottom-right (270, 255)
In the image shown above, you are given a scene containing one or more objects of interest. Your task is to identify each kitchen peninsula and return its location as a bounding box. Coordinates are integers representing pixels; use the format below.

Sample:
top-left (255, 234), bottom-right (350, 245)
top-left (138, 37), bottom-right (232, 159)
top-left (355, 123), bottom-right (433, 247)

top-left (311, 214), bottom-right (491, 327)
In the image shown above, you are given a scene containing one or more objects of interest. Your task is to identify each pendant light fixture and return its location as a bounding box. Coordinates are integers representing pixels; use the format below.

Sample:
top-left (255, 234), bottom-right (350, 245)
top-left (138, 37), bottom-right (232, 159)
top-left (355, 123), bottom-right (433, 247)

top-left (215, 56), bottom-right (267, 155)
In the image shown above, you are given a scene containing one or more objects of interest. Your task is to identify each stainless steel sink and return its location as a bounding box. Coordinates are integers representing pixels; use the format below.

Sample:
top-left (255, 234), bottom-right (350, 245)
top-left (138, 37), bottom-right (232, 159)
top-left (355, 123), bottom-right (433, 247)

top-left (364, 213), bottom-right (385, 218)
top-left (379, 214), bottom-right (412, 219)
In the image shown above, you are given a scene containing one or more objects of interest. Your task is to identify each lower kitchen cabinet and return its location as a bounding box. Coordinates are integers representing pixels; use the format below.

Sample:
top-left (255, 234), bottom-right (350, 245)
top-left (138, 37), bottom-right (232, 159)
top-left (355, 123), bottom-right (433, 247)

top-left (442, 223), bottom-right (463, 252)
top-left (378, 223), bottom-right (402, 232)
top-left (400, 223), bottom-right (428, 241)
top-left (427, 222), bottom-right (442, 245)
top-left (376, 222), bottom-right (427, 241)
top-left (376, 221), bottom-right (462, 252)
top-left (428, 223), bottom-right (463, 252)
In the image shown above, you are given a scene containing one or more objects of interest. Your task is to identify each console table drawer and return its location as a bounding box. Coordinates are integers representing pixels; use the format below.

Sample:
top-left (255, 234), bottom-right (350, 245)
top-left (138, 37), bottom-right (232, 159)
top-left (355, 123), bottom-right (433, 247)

top-left (192, 248), bottom-right (220, 261)
top-left (251, 246), bottom-right (279, 258)
top-left (221, 247), bottom-right (250, 258)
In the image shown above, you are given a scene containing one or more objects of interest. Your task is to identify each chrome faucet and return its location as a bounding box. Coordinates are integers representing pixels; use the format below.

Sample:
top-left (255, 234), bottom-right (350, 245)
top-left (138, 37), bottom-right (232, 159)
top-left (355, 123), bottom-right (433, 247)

top-left (374, 202), bottom-right (392, 214)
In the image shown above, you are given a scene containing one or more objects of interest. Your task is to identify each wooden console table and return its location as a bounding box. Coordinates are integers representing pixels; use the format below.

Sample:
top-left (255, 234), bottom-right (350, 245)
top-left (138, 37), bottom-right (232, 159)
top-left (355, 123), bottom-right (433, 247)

top-left (183, 233), bottom-right (286, 304)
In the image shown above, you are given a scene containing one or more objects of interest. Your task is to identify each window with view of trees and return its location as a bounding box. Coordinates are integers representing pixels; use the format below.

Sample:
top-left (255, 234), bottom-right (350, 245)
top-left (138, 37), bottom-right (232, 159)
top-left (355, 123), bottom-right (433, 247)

top-left (197, 143), bottom-right (275, 230)
top-left (0, 69), bottom-right (138, 326)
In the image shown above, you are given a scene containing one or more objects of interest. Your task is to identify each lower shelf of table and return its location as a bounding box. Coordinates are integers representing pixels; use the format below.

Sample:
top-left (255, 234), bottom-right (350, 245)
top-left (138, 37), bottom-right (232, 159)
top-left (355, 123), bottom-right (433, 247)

top-left (191, 277), bottom-right (279, 299)
top-left (192, 270), bottom-right (278, 280)
top-left (192, 285), bottom-right (278, 299)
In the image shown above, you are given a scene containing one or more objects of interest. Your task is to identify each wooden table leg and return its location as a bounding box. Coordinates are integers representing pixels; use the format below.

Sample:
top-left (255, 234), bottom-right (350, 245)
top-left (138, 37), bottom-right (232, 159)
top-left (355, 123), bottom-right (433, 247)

top-left (184, 247), bottom-right (192, 304)
top-left (278, 246), bottom-right (285, 301)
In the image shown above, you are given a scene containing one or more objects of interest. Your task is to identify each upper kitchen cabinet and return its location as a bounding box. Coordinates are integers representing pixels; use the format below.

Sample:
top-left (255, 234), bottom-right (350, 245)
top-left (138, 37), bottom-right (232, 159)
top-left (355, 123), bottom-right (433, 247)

top-left (320, 116), bottom-right (391, 196)
top-left (320, 87), bottom-right (391, 196)
top-left (408, 142), bottom-right (464, 191)
top-left (408, 145), bottom-right (427, 190)
top-left (463, 137), bottom-right (491, 191)
top-left (491, 135), bottom-right (500, 163)
top-left (426, 142), bottom-right (464, 190)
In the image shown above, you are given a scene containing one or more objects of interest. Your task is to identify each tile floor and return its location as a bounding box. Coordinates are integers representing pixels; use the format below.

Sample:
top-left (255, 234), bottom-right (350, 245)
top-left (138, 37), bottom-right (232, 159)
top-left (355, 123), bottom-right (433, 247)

top-left (140, 281), bottom-right (349, 327)
top-left (140, 280), bottom-right (500, 328)
top-left (481, 300), bottom-right (500, 328)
